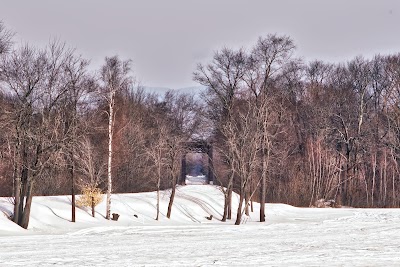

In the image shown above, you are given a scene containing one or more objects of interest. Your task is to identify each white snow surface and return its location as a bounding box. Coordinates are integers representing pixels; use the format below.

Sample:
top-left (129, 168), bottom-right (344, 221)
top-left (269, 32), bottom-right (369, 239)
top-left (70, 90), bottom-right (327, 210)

top-left (1, 177), bottom-right (400, 266)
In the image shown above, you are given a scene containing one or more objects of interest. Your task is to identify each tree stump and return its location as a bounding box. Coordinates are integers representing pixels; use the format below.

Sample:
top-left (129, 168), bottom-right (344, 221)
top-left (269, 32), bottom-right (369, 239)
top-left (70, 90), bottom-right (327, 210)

top-left (112, 213), bottom-right (120, 221)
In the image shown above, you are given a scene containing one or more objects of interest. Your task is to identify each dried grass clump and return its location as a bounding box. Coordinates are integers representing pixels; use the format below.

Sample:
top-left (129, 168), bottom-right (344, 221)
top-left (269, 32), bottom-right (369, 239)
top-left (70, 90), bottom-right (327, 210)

top-left (77, 186), bottom-right (103, 208)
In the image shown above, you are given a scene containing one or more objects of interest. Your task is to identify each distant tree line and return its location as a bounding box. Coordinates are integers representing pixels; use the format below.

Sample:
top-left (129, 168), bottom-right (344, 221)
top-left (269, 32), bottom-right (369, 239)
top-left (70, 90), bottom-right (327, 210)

top-left (0, 22), bottom-right (202, 228)
top-left (1, 21), bottom-right (400, 227)
top-left (196, 34), bottom-right (400, 224)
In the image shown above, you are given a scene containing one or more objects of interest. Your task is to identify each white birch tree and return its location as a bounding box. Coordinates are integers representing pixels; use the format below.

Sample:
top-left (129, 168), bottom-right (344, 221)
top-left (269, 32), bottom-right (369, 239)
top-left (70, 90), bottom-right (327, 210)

top-left (99, 56), bottom-right (132, 220)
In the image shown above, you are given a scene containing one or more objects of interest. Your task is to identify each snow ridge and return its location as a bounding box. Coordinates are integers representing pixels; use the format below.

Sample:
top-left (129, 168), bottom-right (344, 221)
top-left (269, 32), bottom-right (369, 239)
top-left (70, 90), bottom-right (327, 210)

top-left (1, 182), bottom-right (400, 266)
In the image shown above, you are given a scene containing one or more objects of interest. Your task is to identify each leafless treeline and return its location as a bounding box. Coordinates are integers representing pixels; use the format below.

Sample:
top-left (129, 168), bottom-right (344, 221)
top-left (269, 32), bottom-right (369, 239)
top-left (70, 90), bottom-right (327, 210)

top-left (0, 22), bottom-right (202, 227)
top-left (1, 21), bottom-right (400, 227)
top-left (196, 34), bottom-right (400, 225)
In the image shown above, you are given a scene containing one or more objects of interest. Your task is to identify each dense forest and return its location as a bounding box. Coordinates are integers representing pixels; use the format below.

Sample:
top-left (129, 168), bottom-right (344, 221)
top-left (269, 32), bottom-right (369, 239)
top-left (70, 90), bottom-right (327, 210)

top-left (1, 22), bottom-right (400, 227)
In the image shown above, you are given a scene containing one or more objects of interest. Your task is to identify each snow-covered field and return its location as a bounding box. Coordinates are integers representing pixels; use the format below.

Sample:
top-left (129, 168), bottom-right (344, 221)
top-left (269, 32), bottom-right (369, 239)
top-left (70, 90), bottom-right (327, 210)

top-left (1, 178), bottom-right (400, 266)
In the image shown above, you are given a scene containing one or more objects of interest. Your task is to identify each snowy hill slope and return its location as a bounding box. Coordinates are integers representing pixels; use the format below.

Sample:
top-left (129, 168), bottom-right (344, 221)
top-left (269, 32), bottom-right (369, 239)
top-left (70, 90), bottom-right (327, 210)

top-left (0, 185), bottom-right (223, 235)
top-left (1, 182), bottom-right (400, 266)
top-left (0, 183), bottom-right (355, 236)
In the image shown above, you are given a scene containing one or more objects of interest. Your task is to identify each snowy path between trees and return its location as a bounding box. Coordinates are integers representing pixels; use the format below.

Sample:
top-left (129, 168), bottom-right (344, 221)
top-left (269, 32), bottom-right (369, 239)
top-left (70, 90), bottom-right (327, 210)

top-left (1, 184), bottom-right (400, 266)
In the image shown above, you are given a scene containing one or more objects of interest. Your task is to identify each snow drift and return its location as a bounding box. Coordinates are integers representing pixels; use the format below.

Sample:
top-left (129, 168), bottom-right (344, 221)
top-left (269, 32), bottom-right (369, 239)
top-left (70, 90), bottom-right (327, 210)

top-left (1, 183), bottom-right (400, 266)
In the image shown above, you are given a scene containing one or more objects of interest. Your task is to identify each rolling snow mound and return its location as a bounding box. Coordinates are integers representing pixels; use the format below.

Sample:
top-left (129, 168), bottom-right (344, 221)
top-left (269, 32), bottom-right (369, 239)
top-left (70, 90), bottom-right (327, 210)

top-left (1, 183), bottom-right (400, 266)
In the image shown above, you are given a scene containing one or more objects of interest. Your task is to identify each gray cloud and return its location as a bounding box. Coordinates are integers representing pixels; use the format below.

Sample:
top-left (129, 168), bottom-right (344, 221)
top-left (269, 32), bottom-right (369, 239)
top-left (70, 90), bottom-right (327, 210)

top-left (1, 0), bottom-right (400, 88)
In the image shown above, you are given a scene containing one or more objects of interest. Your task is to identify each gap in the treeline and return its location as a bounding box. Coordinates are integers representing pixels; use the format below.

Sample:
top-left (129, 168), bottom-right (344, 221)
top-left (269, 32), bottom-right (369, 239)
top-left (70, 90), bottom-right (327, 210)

top-left (185, 152), bottom-right (209, 185)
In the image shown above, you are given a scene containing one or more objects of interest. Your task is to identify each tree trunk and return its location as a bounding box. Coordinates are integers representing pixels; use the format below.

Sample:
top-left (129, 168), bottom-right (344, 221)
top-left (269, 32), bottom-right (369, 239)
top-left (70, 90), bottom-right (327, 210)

top-left (260, 142), bottom-right (268, 222)
top-left (260, 181), bottom-right (266, 222)
top-left (222, 171), bottom-right (234, 221)
top-left (13, 172), bottom-right (21, 224)
top-left (245, 191), bottom-right (250, 216)
top-left (250, 180), bottom-right (254, 213)
top-left (180, 154), bottom-right (186, 185)
top-left (15, 146), bottom-right (29, 224)
top-left (69, 151), bottom-right (76, 222)
top-left (66, 106), bottom-right (76, 223)
top-left (18, 166), bottom-right (29, 226)
top-left (71, 171), bottom-right (76, 222)
top-left (106, 95), bottom-right (114, 220)
top-left (208, 146), bottom-right (214, 184)
top-left (156, 165), bottom-right (161, 220)
top-left (156, 186), bottom-right (160, 221)
top-left (343, 145), bottom-right (351, 206)
top-left (20, 180), bottom-right (34, 229)
top-left (234, 192), bottom-right (244, 225)
top-left (222, 189), bottom-right (229, 222)
top-left (222, 185), bottom-right (233, 221)
top-left (167, 176), bottom-right (177, 219)
top-left (227, 187), bottom-right (232, 220)
top-left (222, 181), bottom-right (232, 222)
top-left (91, 196), bottom-right (95, 217)
top-left (260, 161), bottom-right (267, 222)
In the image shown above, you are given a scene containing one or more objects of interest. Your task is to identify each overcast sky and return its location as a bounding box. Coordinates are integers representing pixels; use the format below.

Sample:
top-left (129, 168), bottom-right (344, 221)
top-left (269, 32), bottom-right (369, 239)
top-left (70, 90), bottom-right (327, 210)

top-left (1, 0), bottom-right (400, 89)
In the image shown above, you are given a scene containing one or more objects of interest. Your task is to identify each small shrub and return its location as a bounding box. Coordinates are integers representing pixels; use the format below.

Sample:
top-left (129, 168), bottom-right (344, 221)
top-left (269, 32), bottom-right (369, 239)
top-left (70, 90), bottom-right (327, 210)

top-left (77, 186), bottom-right (103, 217)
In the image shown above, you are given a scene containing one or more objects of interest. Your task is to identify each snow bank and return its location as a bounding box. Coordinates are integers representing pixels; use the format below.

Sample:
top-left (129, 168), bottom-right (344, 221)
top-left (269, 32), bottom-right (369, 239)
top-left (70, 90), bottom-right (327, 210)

top-left (1, 183), bottom-right (400, 266)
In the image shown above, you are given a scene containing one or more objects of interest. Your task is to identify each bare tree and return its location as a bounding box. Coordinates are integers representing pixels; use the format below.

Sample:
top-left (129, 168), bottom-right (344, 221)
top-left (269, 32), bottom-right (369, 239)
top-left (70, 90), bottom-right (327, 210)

top-left (0, 41), bottom-right (78, 228)
top-left (0, 21), bottom-right (13, 55)
top-left (60, 52), bottom-right (92, 222)
top-left (0, 22), bottom-right (14, 197)
top-left (220, 100), bottom-right (261, 225)
top-left (74, 137), bottom-right (106, 217)
top-left (166, 136), bottom-right (182, 219)
top-left (194, 47), bottom-right (247, 221)
top-left (146, 118), bottom-right (168, 221)
top-left (248, 34), bottom-right (296, 222)
top-left (99, 56), bottom-right (132, 220)
top-left (163, 91), bottom-right (200, 219)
